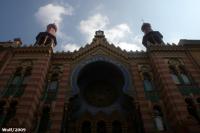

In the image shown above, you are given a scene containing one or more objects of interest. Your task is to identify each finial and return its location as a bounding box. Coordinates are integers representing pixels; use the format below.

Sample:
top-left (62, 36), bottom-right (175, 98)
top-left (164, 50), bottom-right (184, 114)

top-left (95, 30), bottom-right (104, 37)
top-left (141, 23), bottom-right (152, 33)
top-left (141, 23), bottom-right (164, 47)
top-left (34, 23), bottom-right (57, 47)
top-left (47, 23), bottom-right (57, 32)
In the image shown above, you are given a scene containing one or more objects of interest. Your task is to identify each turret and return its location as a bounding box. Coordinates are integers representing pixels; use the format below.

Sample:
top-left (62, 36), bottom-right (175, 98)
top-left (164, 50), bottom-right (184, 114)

top-left (141, 23), bottom-right (164, 47)
top-left (34, 23), bottom-right (57, 47)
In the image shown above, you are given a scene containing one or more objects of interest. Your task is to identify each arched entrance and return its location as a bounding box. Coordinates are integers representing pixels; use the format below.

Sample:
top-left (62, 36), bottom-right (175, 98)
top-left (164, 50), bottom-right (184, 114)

top-left (63, 57), bottom-right (143, 133)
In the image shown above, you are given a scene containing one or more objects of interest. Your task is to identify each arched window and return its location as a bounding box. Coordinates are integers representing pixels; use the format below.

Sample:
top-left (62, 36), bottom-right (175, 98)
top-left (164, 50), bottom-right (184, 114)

top-left (15, 67), bottom-right (32, 97)
top-left (153, 105), bottom-right (165, 131)
top-left (38, 106), bottom-right (50, 133)
top-left (112, 120), bottom-right (122, 133)
top-left (81, 121), bottom-right (91, 133)
top-left (143, 72), bottom-right (154, 91)
top-left (44, 73), bottom-right (59, 101)
top-left (185, 98), bottom-right (200, 123)
top-left (97, 121), bottom-right (106, 133)
top-left (179, 66), bottom-right (191, 84)
top-left (169, 66), bottom-right (180, 84)
top-left (5, 67), bottom-right (23, 96)
top-left (47, 73), bottom-right (59, 91)
top-left (23, 67), bottom-right (32, 85)
top-left (11, 67), bottom-right (23, 86)
top-left (48, 81), bottom-right (58, 91)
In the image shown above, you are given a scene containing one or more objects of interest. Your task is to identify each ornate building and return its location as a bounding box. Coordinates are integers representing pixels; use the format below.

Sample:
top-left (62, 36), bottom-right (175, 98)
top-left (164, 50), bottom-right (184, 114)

top-left (0, 23), bottom-right (200, 133)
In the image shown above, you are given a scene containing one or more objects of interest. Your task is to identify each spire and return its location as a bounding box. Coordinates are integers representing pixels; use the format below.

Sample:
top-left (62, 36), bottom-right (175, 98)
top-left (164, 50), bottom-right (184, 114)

top-left (34, 23), bottom-right (57, 47)
top-left (141, 23), bottom-right (164, 47)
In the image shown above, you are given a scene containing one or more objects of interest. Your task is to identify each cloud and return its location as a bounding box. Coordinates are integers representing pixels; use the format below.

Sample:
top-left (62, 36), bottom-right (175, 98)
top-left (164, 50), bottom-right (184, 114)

top-left (34, 4), bottom-right (145, 52)
top-left (62, 43), bottom-right (80, 51)
top-left (79, 14), bottom-right (145, 51)
top-left (35, 3), bottom-right (73, 29)
top-left (115, 36), bottom-right (144, 51)
top-left (35, 3), bottom-right (74, 51)
top-left (105, 24), bottom-right (131, 43)
top-left (79, 14), bottom-right (109, 42)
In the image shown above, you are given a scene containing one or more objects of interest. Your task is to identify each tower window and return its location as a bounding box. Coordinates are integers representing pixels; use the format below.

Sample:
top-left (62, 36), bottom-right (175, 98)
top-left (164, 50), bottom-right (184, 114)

top-left (47, 73), bottom-right (59, 91)
top-left (185, 98), bottom-right (200, 123)
top-left (11, 75), bottom-right (22, 85)
top-left (143, 72), bottom-right (154, 91)
top-left (153, 105), bottom-right (165, 131)
top-left (179, 66), bottom-right (191, 84)
top-left (44, 72), bottom-right (59, 101)
top-left (48, 80), bottom-right (58, 91)
top-left (169, 66), bottom-right (181, 84)
top-left (5, 67), bottom-right (23, 96)
top-left (11, 67), bottom-right (23, 86)
top-left (23, 67), bottom-right (32, 85)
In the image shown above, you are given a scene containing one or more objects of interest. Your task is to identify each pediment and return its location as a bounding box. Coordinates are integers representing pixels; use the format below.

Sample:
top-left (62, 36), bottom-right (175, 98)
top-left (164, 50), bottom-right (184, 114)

top-left (71, 34), bottom-right (129, 63)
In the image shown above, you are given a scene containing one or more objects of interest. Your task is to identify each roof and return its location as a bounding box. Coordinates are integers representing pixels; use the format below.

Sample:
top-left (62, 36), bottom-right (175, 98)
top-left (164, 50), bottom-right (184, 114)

top-left (178, 39), bottom-right (200, 46)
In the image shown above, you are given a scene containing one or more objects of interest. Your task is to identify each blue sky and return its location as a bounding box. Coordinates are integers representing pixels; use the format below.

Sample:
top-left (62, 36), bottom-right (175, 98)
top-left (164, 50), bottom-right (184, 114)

top-left (0, 0), bottom-right (200, 51)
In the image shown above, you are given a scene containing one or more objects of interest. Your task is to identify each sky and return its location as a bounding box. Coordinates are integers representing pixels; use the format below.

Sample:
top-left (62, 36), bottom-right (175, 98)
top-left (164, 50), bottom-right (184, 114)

top-left (0, 0), bottom-right (200, 52)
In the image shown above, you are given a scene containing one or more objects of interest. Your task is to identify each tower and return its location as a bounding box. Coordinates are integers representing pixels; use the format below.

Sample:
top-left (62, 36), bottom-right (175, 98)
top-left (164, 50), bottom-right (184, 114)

top-left (141, 23), bottom-right (164, 47)
top-left (34, 23), bottom-right (57, 47)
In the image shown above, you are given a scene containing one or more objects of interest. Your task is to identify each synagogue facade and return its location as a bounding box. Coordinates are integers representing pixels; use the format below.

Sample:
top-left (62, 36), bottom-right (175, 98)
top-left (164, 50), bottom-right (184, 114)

top-left (0, 23), bottom-right (200, 133)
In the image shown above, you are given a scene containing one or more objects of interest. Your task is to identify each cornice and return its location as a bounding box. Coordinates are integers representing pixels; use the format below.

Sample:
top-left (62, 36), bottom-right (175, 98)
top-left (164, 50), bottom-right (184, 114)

top-left (127, 50), bottom-right (148, 58)
top-left (13, 45), bottom-right (53, 54)
top-left (7, 40), bottom-right (199, 61)
top-left (147, 43), bottom-right (200, 53)
top-left (53, 37), bottom-right (130, 60)
top-left (147, 44), bottom-right (186, 52)
top-left (72, 37), bottom-right (130, 60)
top-left (52, 51), bottom-right (73, 60)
